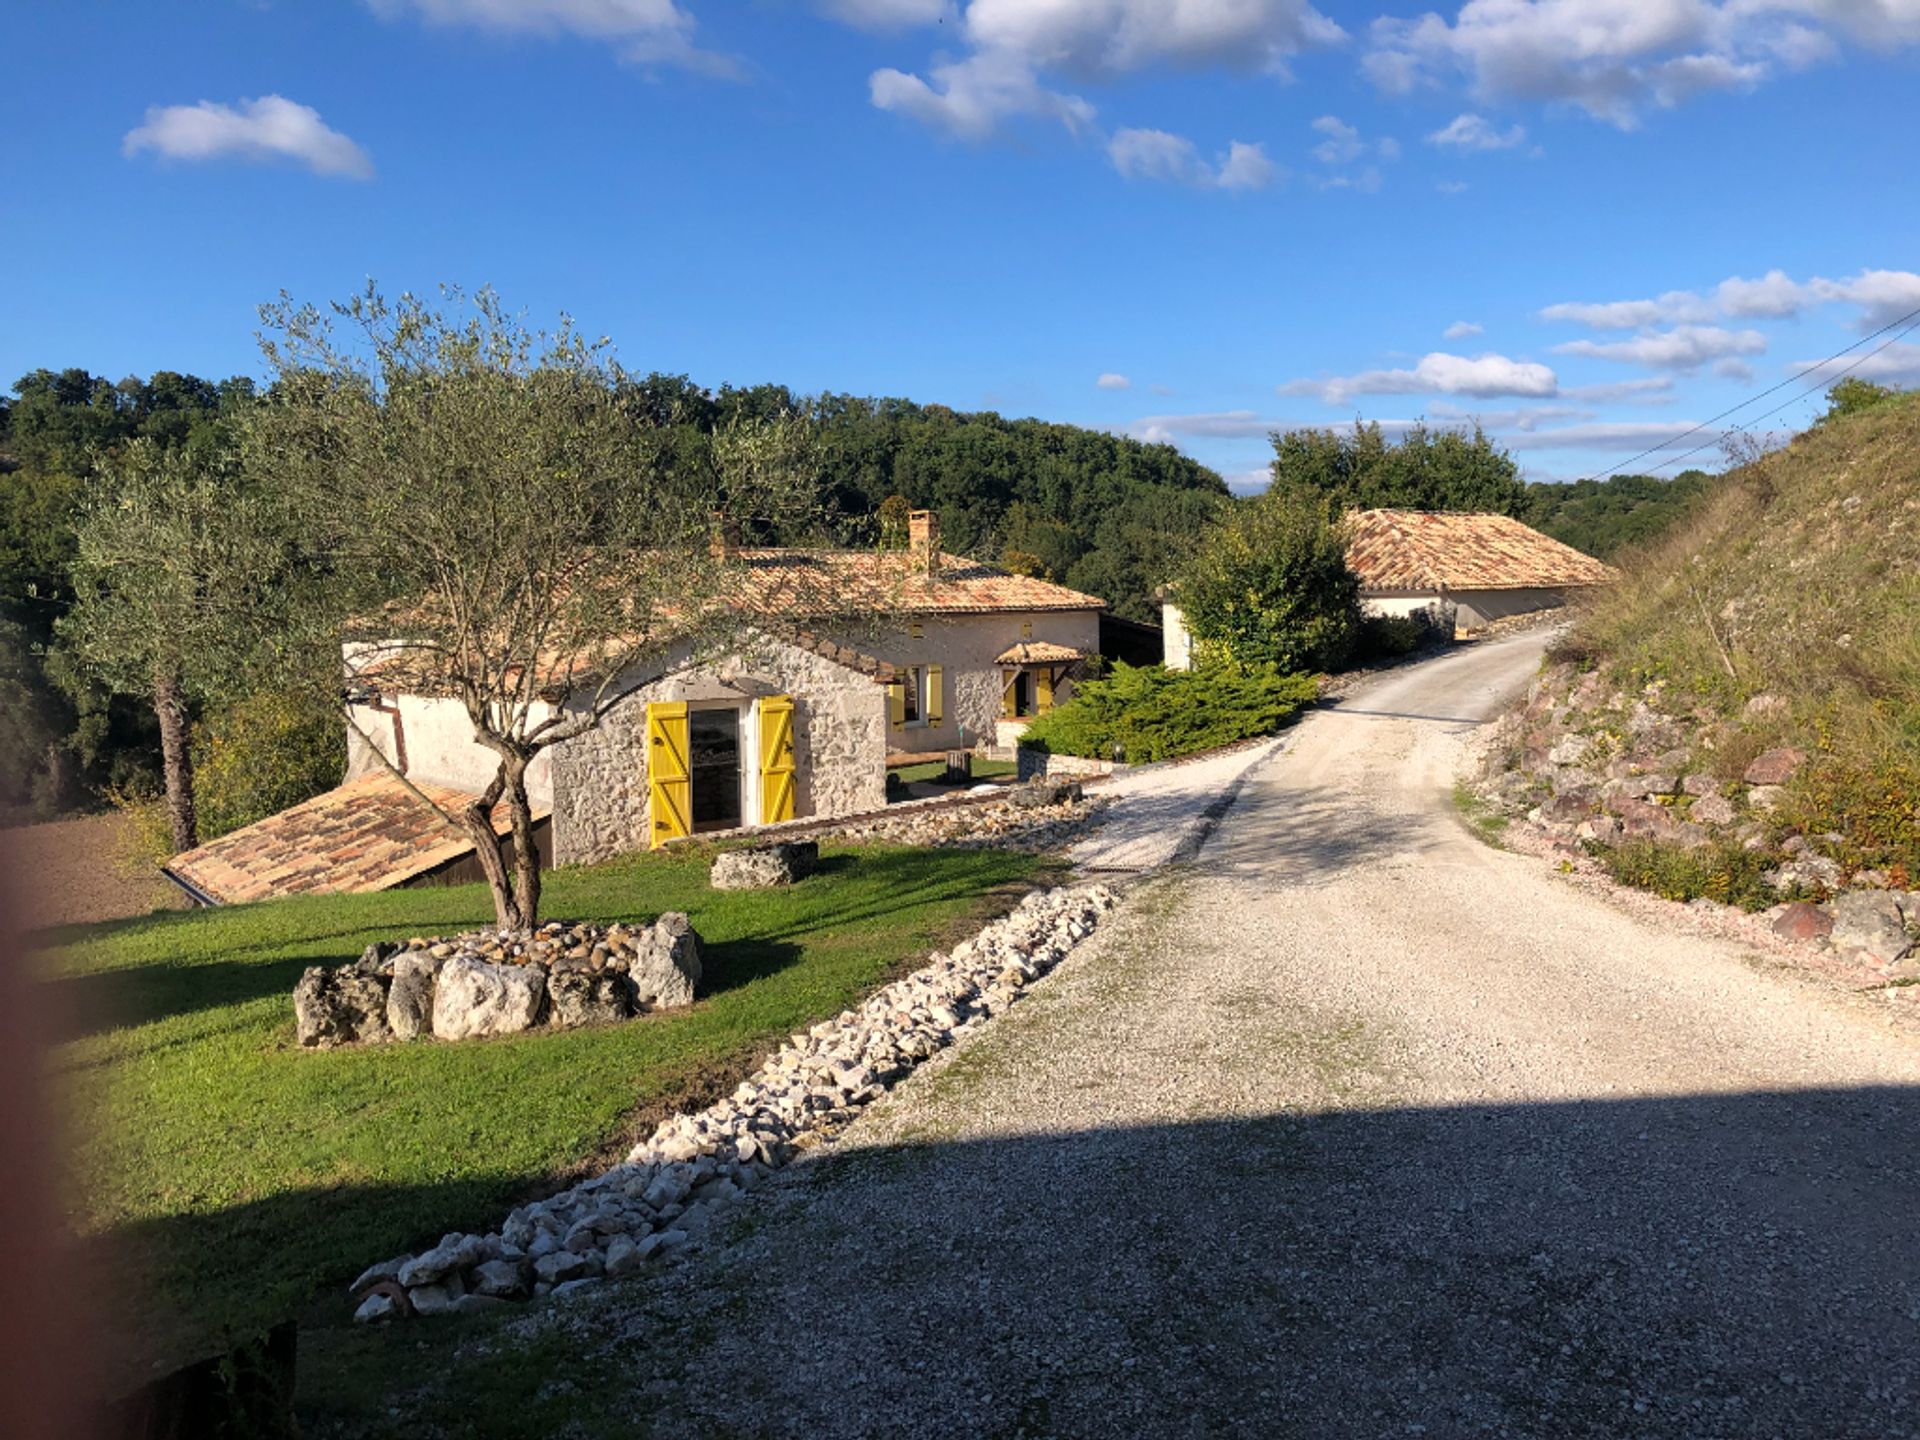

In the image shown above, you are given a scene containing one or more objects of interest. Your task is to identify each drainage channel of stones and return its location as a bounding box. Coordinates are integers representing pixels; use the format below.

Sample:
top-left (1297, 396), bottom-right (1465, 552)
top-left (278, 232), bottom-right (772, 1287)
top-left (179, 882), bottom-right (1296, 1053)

top-left (350, 882), bottom-right (1122, 1322)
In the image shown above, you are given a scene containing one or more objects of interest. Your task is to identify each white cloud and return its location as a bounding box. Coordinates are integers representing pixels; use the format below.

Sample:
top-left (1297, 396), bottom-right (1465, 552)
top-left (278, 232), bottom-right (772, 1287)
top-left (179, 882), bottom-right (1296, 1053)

top-left (872, 51), bottom-right (1094, 139)
top-left (1435, 178), bottom-right (1470, 193)
top-left (1553, 324), bottom-right (1768, 371)
top-left (1126, 410), bottom-right (1280, 442)
top-left (123, 95), bottom-right (373, 179)
top-left (1320, 166), bottom-right (1383, 193)
top-left (1280, 350), bottom-right (1559, 404)
top-left (1791, 341), bottom-right (1920, 386)
top-left (1425, 112), bottom-right (1526, 149)
top-left (1108, 128), bottom-right (1279, 189)
top-left (1427, 401), bottom-right (1597, 429)
top-left (1097, 372), bottom-right (1132, 390)
top-left (1714, 357), bottom-right (1757, 381)
top-left (1359, 0), bottom-right (1894, 128)
top-left (1311, 114), bottom-right (1366, 165)
top-left (963, 0), bottom-right (1345, 79)
top-left (1501, 420), bottom-right (1732, 452)
top-left (819, 0), bottom-right (949, 30)
top-left (1539, 291), bottom-right (1716, 329)
top-left (866, 0), bottom-right (1343, 143)
top-left (1561, 376), bottom-right (1676, 403)
top-left (1541, 267), bottom-right (1920, 336)
top-left (1443, 320), bottom-right (1483, 339)
top-left (368, 0), bottom-right (744, 75)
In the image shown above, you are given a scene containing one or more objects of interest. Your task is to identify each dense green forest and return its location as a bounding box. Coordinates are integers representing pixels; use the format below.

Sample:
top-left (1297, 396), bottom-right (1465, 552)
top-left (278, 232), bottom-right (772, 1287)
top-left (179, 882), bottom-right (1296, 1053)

top-left (0, 367), bottom-right (1226, 824)
top-left (1522, 471), bottom-right (1715, 560)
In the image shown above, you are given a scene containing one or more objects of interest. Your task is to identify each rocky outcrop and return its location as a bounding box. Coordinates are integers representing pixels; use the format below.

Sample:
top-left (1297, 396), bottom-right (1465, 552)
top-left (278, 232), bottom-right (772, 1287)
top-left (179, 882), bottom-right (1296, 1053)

top-left (710, 841), bottom-right (819, 890)
top-left (294, 916), bottom-right (704, 1048)
top-left (349, 884), bottom-right (1121, 1322)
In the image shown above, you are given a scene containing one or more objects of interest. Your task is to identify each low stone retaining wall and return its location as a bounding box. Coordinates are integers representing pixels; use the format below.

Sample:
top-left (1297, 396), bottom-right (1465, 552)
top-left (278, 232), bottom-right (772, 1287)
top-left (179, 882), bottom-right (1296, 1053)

top-left (294, 916), bottom-right (702, 1048)
top-left (1016, 747), bottom-right (1123, 782)
top-left (349, 882), bottom-right (1121, 1322)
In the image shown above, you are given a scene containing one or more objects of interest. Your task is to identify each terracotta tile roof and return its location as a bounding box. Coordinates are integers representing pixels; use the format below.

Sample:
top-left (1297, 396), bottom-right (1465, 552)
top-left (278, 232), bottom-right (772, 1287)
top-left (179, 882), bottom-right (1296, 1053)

top-left (1344, 509), bottom-right (1616, 592)
top-left (165, 773), bottom-right (549, 906)
top-left (727, 548), bottom-right (1105, 616)
top-left (993, 641), bottom-right (1086, 665)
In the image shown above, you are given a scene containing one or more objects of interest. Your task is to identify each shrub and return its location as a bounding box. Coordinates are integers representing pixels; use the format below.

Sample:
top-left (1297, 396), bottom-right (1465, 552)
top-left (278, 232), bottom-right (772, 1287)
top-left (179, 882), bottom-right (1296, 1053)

top-left (1355, 614), bottom-right (1423, 660)
top-left (1022, 661), bottom-right (1318, 764)
top-left (1592, 838), bottom-right (1784, 910)
top-left (193, 690), bottom-right (345, 839)
top-left (1176, 487), bottom-right (1361, 672)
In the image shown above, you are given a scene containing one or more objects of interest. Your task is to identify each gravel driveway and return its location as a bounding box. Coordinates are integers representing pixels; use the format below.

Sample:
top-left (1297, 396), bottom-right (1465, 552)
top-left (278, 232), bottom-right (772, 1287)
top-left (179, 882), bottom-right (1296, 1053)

top-left (402, 632), bottom-right (1920, 1438)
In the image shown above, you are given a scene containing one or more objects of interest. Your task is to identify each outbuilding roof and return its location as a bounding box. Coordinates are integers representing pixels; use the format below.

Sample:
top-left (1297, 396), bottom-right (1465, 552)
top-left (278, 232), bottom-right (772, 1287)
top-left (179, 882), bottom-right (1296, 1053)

top-left (164, 773), bottom-right (550, 906)
top-left (727, 548), bottom-right (1105, 616)
top-left (1344, 509), bottom-right (1615, 593)
top-left (994, 641), bottom-right (1086, 666)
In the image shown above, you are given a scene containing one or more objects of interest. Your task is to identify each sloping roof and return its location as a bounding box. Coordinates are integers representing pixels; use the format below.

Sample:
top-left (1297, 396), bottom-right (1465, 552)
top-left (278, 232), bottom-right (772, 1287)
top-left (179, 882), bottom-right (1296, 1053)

top-left (726, 548), bottom-right (1105, 616)
top-left (1344, 509), bottom-right (1616, 592)
top-left (773, 626), bottom-right (898, 683)
top-left (164, 773), bottom-right (550, 906)
top-left (994, 641), bottom-right (1086, 665)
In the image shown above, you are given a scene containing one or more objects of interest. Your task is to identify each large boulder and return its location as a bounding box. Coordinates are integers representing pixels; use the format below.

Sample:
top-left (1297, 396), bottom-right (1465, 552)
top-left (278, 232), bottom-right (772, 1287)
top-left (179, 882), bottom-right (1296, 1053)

top-left (549, 969), bottom-right (632, 1027)
top-left (710, 841), bottom-right (819, 890)
top-left (1009, 779), bottom-right (1083, 810)
top-left (431, 957), bottom-right (547, 1041)
top-left (630, 912), bottom-right (702, 1011)
top-left (386, 952), bottom-right (442, 1041)
top-left (1827, 892), bottom-right (1913, 964)
top-left (294, 966), bottom-right (392, 1048)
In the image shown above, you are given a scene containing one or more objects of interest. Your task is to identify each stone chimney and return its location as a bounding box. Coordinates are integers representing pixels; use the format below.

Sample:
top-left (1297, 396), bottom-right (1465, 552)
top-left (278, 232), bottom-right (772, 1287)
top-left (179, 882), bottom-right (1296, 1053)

top-left (709, 511), bottom-right (741, 561)
top-left (908, 509), bottom-right (940, 576)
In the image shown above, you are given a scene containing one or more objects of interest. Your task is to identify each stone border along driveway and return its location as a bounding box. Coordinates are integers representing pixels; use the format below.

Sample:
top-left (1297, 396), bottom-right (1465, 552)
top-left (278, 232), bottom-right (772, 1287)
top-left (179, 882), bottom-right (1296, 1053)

top-left (349, 883), bottom-right (1122, 1323)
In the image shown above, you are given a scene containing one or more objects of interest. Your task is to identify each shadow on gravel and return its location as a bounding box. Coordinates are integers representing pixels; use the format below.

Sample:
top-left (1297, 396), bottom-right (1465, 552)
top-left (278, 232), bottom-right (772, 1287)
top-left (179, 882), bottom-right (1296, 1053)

top-left (351, 1085), bottom-right (1920, 1439)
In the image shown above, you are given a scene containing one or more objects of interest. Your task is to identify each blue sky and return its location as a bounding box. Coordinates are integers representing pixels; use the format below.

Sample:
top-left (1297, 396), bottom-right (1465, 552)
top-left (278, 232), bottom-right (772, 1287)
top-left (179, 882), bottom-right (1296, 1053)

top-left (4, 1), bottom-right (1918, 491)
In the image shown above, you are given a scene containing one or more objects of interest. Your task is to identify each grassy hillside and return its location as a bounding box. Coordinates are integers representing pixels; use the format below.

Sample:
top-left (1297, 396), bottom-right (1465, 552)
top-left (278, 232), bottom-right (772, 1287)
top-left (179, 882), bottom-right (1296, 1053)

top-left (1556, 391), bottom-right (1920, 884)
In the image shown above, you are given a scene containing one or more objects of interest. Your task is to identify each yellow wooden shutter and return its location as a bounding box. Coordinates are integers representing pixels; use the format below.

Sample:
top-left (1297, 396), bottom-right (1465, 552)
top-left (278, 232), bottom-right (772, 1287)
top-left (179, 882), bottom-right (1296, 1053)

top-left (926, 664), bottom-right (943, 726)
top-left (646, 701), bottom-right (691, 848)
top-left (888, 679), bottom-right (906, 732)
top-left (759, 694), bottom-right (796, 825)
top-left (1036, 668), bottom-right (1054, 713)
top-left (1002, 672), bottom-right (1018, 719)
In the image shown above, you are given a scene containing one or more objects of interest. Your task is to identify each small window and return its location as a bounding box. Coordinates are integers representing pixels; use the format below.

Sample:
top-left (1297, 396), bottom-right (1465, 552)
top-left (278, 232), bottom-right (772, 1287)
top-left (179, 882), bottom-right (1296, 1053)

top-left (908, 620), bottom-right (925, 639)
top-left (1020, 619), bottom-right (1034, 639)
top-left (902, 665), bottom-right (923, 724)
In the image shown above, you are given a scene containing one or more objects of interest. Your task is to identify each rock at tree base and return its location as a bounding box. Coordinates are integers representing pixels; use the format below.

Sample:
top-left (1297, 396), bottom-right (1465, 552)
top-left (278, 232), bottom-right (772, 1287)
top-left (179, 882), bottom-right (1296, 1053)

top-left (630, 912), bottom-right (702, 1010)
top-left (710, 841), bottom-right (820, 889)
top-left (386, 952), bottom-right (441, 1040)
top-left (431, 957), bottom-right (547, 1040)
top-left (550, 969), bottom-right (632, 1026)
top-left (294, 966), bottom-right (392, 1048)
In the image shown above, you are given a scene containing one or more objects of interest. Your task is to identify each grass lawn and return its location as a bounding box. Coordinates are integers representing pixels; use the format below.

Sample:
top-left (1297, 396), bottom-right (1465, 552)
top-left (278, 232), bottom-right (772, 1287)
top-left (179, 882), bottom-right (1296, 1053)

top-left (40, 840), bottom-right (1042, 1390)
top-left (889, 756), bottom-right (1017, 786)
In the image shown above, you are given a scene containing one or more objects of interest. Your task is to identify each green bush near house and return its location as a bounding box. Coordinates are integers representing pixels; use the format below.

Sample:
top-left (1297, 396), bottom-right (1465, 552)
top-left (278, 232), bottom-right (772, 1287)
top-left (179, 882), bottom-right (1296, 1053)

top-left (1021, 661), bottom-right (1318, 764)
top-left (42, 840), bottom-right (1040, 1390)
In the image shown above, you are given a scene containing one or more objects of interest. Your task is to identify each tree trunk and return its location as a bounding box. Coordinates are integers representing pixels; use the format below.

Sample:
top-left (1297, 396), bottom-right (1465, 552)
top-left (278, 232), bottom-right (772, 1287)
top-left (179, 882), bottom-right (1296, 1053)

top-left (459, 770), bottom-right (525, 932)
top-left (153, 666), bottom-right (198, 854)
top-left (504, 761), bottom-right (542, 929)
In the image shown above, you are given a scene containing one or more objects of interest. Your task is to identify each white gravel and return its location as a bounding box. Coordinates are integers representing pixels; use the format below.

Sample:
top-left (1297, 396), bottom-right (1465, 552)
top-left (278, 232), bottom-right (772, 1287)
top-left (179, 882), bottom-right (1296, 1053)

top-left (1067, 735), bottom-right (1286, 874)
top-left (361, 631), bottom-right (1920, 1438)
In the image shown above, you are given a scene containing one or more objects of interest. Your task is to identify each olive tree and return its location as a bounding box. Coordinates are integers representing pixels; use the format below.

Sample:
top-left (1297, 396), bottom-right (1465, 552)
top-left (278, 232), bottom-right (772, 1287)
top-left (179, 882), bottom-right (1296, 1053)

top-left (58, 442), bottom-right (301, 852)
top-left (248, 285), bottom-right (818, 931)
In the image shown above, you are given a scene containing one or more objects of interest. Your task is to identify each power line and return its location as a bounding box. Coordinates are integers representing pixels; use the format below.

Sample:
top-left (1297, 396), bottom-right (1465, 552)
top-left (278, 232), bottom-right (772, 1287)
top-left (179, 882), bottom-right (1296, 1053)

top-left (1637, 312), bottom-right (1920, 477)
top-left (1571, 299), bottom-right (1920, 483)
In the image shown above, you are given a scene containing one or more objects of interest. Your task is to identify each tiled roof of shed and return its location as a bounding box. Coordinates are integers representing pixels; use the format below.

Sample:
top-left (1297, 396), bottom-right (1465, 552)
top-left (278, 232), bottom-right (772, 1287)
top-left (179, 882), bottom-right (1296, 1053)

top-left (165, 773), bottom-right (549, 906)
top-left (994, 641), bottom-right (1086, 665)
top-left (1345, 509), bottom-right (1615, 593)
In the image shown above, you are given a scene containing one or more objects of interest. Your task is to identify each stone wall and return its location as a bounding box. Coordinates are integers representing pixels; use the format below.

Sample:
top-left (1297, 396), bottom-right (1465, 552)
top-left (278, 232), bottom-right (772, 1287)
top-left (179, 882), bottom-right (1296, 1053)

top-left (824, 608), bottom-right (1102, 754)
top-left (548, 635), bottom-right (889, 867)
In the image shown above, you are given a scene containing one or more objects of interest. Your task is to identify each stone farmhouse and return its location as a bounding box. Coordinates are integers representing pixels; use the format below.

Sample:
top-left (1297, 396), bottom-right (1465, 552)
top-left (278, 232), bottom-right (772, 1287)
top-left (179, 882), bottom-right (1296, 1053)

top-left (164, 513), bottom-right (1105, 905)
top-left (1162, 507), bottom-right (1613, 668)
